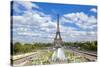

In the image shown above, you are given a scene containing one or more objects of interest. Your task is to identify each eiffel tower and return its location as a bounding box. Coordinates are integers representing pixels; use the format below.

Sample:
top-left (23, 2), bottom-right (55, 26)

top-left (54, 14), bottom-right (63, 48)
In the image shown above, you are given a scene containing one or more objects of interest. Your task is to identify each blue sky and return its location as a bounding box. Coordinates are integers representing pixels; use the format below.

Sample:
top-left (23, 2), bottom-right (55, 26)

top-left (11, 1), bottom-right (97, 43)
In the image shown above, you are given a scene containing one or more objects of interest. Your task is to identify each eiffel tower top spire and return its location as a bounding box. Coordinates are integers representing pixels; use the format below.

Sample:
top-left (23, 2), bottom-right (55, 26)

top-left (57, 14), bottom-right (60, 32)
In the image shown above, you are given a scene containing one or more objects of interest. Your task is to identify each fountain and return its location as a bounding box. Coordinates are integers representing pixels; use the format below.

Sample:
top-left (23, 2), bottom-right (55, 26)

top-left (52, 47), bottom-right (67, 62)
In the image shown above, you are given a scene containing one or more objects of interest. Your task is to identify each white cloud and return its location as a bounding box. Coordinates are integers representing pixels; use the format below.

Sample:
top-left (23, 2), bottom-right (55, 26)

top-left (90, 8), bottom-right (97, 13)
top-left (13, 1), bottom-right (39, 14)
top-left (62, 30), bottom-right (97, 42)
top-left (12, 10), bottom-right (57, 43)
top-left (62, 12), bottom-right (97, 30)
top-left (60, 12), bottom-right (97, 42)
top-left (18, 1), bottom-right (39, 9)
top-left (17, 31), bottom-right (41, 37)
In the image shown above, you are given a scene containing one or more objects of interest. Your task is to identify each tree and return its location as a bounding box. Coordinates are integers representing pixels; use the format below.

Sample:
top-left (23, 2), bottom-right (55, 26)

top-left (13, 42), bottom-right (22, 54)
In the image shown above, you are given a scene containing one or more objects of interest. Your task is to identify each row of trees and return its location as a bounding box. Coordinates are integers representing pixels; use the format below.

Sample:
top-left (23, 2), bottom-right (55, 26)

top-left (11, 41), bottom-right (97, 55)
top-left (12, 42), bottom-right (52, 55)
top-left (63, 41), bottom-right (97, 51)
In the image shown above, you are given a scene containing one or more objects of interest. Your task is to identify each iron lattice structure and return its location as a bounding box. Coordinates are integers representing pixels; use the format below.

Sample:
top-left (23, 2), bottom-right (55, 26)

top-left (54, 14), bottom-right (63, 48)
